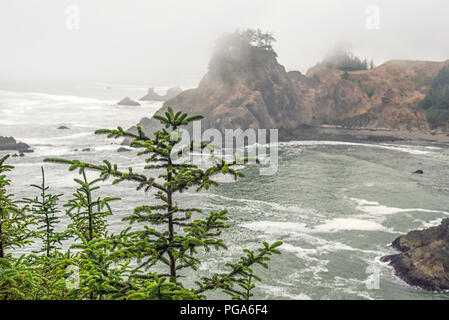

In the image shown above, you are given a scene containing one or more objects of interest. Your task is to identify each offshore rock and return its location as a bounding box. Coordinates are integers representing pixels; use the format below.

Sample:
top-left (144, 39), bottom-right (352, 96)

top-left (381, 219), bottom-right (449, 291)
top-left (117, 97), bottom-right (141, 106)
top-left (0, 136), bottom-right (33, 152)
top-left (139, 87), bottom-right (183, 101)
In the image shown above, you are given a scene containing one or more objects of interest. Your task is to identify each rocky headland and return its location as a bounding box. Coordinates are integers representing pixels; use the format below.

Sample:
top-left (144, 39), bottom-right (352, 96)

top-left (128, 31), bottom-right (449, 143)
top-left (381, 219), bottom-right (449, 291)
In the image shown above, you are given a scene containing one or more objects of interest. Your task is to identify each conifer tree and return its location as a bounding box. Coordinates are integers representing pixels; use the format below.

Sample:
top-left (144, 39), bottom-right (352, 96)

top-left (0, 155), bottom-right (34, 259)
top-left (45, 108), bottom-right (282, 299)
top-left (24, 167), bottom-right (66, 256)
top-left (65, 170), bottom-right (119, 242)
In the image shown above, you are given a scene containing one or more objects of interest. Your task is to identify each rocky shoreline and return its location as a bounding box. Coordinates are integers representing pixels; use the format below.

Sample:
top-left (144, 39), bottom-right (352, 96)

top-left (314, 126), bottom-right (449, 144)
top-left (381, 219), bottom-right (449, 292)
top-left (124, 122), bottom-right (449, 146)
top-left (0, 136), bottom-right (33, 153)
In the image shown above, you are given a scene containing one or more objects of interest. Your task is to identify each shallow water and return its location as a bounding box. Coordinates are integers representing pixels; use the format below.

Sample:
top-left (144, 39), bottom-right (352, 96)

top-left (1, 89), bottom-right (449, 300)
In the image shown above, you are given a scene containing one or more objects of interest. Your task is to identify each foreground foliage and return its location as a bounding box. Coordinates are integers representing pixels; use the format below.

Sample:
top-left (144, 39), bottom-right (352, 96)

top-left (0, 109), bottom-right (282, 300)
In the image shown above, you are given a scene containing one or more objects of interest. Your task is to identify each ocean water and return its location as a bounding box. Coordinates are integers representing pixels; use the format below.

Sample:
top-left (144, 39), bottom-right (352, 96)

top-left (1, 89), bottom-right (449, 300)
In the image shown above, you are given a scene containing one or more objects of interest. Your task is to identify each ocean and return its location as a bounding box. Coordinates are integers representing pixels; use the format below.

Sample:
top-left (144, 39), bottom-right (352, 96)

top-left (1, 88), bottom-right (449, 300)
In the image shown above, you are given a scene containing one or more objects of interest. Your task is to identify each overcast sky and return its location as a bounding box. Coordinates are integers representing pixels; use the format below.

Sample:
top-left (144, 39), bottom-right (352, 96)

top-left (1, 0), bottom-right (449, 93)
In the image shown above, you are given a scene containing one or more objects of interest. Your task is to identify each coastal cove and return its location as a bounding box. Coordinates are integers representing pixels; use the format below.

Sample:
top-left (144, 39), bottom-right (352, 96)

top-left (1, 89), bottom-right (449, 299)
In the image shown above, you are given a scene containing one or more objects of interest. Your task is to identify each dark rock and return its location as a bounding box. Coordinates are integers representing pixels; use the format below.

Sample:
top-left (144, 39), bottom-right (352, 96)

top-left (117, 97), bottom-right (141, 106)
top-left (117, 147), bottom-right (131, 153)
top-left (57, 126), bottom-right (70, 130)
top-left (81, 148), bottom-right (93, 152)
top-left (381, 219), bottom-right (449, 291)
top-left (412, 170), bottom-right (424, 174)
top-left (0, 136), bottom-right (32, 152)
top-left (139, 87), bottom-right (183, 101)
top-left (19, 152), bottom-right (24, 157)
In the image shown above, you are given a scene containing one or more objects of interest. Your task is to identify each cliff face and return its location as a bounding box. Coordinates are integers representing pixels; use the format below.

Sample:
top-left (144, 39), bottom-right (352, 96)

top-left (132, 43), bottom-right (315, 140)
top-left (305, 60), bottom-right (448, 130)
top-left (132, 41), bottom-right (449, 140)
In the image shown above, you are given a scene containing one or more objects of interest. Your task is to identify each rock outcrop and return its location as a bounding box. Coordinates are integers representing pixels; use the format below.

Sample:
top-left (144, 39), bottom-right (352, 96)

top-left (117, 97), bottom-right (141, 106)
top-left (129, 32), bottom-right (449, 141)
top-left (381, 219), bottom-right (449, 291)
top-left (0, 136), bottom-right (32, 152)
top-left (139, 87), bottom-right (183, 101)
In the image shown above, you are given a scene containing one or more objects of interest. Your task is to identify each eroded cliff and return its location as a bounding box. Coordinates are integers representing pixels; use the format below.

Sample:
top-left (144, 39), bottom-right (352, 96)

top-left (130, 32), bottom-right (449, 140)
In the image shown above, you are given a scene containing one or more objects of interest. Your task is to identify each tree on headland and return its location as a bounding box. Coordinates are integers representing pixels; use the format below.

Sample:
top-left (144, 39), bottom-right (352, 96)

top-left (322, 47), bottom-right (370, 72)
top-left (240, 28), bottom-right (276, 53)
top-left (209, 28), bottom-right (278, 82)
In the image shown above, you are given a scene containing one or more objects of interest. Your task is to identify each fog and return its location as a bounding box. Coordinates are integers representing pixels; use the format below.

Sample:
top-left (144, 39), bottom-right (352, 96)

top-left (1, 0), bottom-right (448, 94)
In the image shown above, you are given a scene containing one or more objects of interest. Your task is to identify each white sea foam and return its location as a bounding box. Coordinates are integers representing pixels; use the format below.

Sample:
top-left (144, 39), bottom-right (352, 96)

top-left (201, 193), bottom-right (317, 216)
top-left (17, 132), bottom-right (94, 145)
top-left (278, 140), bottom-right (432, 155)
top-left (350, 197), bottom-right (449, 216)
top-left (313, 218), bottom-right (390, 232)
top-left (258, 284), bottom-right (312, 300)
top-left (242, 219), bottom-right (391, 235)
top-left (0, 89), bottom-right (107, 104)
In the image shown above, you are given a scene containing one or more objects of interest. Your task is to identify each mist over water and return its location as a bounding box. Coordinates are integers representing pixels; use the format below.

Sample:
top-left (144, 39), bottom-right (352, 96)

top-left (2, 90), bottom-right (449, 299)
top-left (1, 0), bottom-right (449, 95)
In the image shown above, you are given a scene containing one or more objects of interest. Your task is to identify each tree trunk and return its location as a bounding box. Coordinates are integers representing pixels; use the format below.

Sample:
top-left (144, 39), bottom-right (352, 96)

top-left (87, 191), bottom-right (93, 241)
top-left (167, 159), bottom-right (177, 283)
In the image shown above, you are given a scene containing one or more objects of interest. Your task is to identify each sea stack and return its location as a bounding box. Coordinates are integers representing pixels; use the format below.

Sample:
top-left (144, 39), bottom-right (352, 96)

top-left (139, 87), bottom-right (183, 101)
top-left (117, 97), bottom-right (141, 106)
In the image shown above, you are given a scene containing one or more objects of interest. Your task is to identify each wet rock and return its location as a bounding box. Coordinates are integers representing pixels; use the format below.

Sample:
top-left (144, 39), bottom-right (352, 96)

top-left (381, 219), bottom-right (449, 291)
top-left (0, 136), bottom-right (33, 152)
top-left (117, 147), bottom-right (131, 152)
top-left (57, 125), bottom-right (70, 130)
top-left (81, 148), bottom-right (93, 152)
top-left (412, 170), bottom-right (424, 174)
